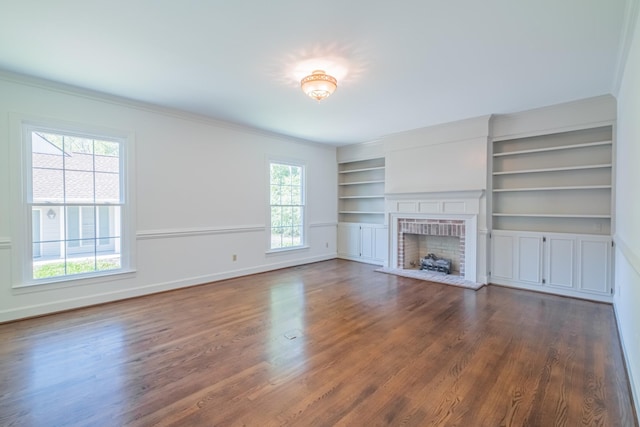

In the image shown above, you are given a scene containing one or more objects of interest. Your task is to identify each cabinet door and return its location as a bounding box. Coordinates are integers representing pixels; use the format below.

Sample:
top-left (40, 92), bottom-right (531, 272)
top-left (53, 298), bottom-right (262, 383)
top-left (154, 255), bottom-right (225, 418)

top-left (577, 237), bottom-right (611, 295)
top-left (373, 226), bottom-right (388, 264)
top-left (360, 225), bottom-right (374, 259)
top-left (545, 236), bottom-right (575, 289)
top-left (491, 232), bottom-right (515, 280)
top-left (337, 223), bottom-right (360, 257)
top-left (517, 235), bottom-right (543, 285)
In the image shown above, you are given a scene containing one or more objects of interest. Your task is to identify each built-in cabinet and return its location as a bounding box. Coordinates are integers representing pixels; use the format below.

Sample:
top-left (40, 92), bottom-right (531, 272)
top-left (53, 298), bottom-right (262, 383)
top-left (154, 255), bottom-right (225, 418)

top-left (491, 230), bottom-right (612, 300)
top-left (337, 157), bottom-right (387, 266)
top-left (490, 124), bottom-right (614, 302)
top-left (337, 222), bottom-right (387, 265)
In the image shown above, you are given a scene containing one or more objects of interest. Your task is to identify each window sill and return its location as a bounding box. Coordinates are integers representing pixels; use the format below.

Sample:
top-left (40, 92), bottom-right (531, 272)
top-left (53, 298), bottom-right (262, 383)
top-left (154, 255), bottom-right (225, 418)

top-left (12, 269), bottom-right (137, 294)
top-left (265, 245), bottom-right (310, 255)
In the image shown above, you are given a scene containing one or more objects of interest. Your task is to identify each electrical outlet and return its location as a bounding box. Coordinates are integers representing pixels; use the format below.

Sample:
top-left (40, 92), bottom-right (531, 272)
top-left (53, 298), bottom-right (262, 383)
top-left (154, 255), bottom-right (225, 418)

top-left (232, 254), bottom-right (237, 261)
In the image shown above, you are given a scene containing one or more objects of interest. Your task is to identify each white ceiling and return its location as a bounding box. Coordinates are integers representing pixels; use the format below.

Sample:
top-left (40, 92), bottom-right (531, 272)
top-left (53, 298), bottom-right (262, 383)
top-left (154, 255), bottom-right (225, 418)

top-left (0, 0), bottom-right (629, 145)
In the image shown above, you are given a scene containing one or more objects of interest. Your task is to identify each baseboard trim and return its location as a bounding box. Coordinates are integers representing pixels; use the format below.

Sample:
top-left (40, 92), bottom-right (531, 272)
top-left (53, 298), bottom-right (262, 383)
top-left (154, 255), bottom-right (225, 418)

top-left (0, 254), bottom-right (336, 323)
top-left (337, 254), bottom-right (384, 266)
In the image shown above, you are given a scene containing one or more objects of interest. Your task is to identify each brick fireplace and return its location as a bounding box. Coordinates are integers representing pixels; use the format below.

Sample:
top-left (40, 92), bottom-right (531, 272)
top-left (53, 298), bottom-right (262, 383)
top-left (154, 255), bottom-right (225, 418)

top-left (398, 218), bottom-right (465, 275)
top-left (386, 190), bottom-right (484, 283)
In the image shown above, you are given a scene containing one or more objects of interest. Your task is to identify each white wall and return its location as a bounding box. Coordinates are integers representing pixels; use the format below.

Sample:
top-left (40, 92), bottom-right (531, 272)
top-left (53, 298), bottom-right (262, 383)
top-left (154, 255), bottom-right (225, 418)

top-left (383, 116), bottom-right (490, 196)
top-left (614, 3), bottom-right (640, 412)
top-left (0, 74), bottom-right (337, 322)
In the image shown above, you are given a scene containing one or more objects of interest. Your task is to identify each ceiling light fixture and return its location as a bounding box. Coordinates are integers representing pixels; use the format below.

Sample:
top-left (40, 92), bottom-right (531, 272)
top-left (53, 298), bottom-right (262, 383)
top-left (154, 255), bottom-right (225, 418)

top-left (300, 70), bottom-right (337, 101)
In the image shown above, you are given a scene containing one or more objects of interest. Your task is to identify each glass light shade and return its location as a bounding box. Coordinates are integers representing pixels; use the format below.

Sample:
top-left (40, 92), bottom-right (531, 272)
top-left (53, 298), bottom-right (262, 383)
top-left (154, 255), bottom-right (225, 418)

top-left (300, 70), bottom-right (337, 101)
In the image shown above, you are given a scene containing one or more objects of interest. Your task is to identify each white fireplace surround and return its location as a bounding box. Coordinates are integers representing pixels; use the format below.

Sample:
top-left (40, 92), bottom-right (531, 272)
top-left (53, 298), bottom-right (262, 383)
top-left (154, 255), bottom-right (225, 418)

top-left (386, 190), bottom-right (484, 283)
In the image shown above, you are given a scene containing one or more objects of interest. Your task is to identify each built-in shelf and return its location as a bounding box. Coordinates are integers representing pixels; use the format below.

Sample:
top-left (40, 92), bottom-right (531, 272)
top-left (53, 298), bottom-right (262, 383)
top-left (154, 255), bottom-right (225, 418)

top-left (493, 164), bottom-right (612, 175)
top-left (339, 157), bottom-right (385, 224)
top-left (493, 185), bottom-right (611, 192)
top-left (493, 213), bottom-right (611, 219)
top-left (339, 166), bottom-right (385, 174)
top-left (339, 211), bottom-right (385, 215)
top-left (493, 140), bottom-right (612, 157)
top-left (339, 180), bottom-right (385, 186)
top-left (491, 125), bottom-right (613, 235)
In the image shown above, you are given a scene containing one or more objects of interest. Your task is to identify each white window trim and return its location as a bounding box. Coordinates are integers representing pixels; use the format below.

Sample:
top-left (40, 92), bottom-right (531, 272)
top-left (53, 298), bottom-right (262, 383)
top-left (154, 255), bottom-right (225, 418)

top-left (266, 157), bottom-right (308, 253)
top-left (9, 113), bottom-right (137, 289)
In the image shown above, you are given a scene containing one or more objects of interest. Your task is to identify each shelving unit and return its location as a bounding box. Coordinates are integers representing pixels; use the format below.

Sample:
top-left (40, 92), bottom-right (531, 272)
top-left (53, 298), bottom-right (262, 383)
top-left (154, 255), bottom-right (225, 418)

top-left (338, 158), bottom-right (385, 224)
top-left (491, 126), bottom-right (613, 235)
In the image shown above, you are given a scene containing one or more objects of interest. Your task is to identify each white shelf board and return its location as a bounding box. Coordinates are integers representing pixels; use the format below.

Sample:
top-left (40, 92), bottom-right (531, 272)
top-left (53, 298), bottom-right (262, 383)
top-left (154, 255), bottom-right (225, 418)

top-left (492, 213), bottom-right (611, 219)
top-left (493, 140), bottom-right (612, 157)
top-left (339, 195), bottom-right (385, 199)
top-left (339, 180), bottom-right (385, 186)
top-left (493, 163), bottom-right (612, 175)
top-left (339, 166), bottom-right (385, 174)
top-left (339, 211), bottom-right (385, 214)
top-left (493, 185), bottom-right (612, 192)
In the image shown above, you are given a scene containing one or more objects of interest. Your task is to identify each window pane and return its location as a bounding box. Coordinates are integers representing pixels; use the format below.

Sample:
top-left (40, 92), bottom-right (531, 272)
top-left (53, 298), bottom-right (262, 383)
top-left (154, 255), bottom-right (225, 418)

top-left (32, 151), bottom-right (63, 170)
top-left (94, 141), bottom-right (120, 172)
top-left (291, 186), bottom-right (301, 205)
top-left (33, 260), bottom-right (66, 279)
top-left (94, 139), bottom-right (119, 156)
top-left (280, 186), bottom-right (292, 205)
top-left (67, 252), bottom-right (97, 275)
top-left (67, 207), bottom-right (80, 247)
top-left (290, 166), bottom-right (301, 185)
top-left (270, 164), bottom-right (285, 185)
top-left (98, 206), bottom-right (110, 245)
top-left (32, 168), bottom-right (64, 203)
top-left (271, 207), bottom-right (282, 228)
top-left (97, 248), bottom-right (121, 271)
top-left (65, 152), bottom-right (94, 172)
top-left (81, 206), bottom-right (96, 240)
top-left (270, 184), bottom-right (281, 205)
top-left (32, 209), bottom-right (41, 258)
top-left (292, 207), bottom-right (302, 226)
top-left (65, 135), bottom-right (94, 156)
top-left (95, 172), bottom-right (120, 203)
top-left (65, 170), bottom-right (95, 203)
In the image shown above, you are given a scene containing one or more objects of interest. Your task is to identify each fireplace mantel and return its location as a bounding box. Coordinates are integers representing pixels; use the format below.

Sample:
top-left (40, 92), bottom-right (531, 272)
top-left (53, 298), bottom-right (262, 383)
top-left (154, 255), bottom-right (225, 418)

top-left (386, 190), bottom-right (484, 282)
top-left (385, 190), bottom-right (484, 200)
top-left (385, 189), bottom-right (484, 217)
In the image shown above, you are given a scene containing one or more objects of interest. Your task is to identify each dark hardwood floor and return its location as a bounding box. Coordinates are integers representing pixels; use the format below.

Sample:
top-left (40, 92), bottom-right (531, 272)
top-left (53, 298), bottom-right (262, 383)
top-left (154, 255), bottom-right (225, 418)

top-left (0, 259), bottom-right (636, 426)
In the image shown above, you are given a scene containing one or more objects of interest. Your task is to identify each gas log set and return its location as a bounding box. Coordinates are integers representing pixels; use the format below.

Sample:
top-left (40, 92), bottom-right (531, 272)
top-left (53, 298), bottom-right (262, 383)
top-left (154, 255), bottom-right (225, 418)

top-left (420, 253), bottom-right (452, 275)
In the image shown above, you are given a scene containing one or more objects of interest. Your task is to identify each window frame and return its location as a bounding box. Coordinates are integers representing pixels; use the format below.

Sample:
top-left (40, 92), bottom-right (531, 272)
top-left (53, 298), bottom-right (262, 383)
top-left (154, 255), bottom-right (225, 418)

top-left (10, 115), bottom-right (136, 289)
top-left (267, 159), bottom-right (307, 253)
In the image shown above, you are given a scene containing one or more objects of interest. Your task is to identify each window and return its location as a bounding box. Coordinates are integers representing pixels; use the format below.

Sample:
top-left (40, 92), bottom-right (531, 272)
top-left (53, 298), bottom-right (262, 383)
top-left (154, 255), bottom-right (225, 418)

top-left (25, 125), bottom-right (128, 281)
top-left (269, 162), bottom-right (305, 250)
